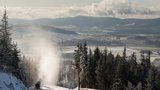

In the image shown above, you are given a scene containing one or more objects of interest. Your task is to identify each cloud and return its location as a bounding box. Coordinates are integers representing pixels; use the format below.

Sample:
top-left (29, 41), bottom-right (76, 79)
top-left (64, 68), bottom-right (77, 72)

top-left (83, 0), bottom-right (160, 18)
top-left (0, 0), bottom-right (160, 19)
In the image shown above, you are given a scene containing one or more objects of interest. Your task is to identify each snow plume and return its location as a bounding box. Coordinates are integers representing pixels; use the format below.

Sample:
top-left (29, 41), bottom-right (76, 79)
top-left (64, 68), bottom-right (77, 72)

top-left (14, 25), bottom-right (61, 85)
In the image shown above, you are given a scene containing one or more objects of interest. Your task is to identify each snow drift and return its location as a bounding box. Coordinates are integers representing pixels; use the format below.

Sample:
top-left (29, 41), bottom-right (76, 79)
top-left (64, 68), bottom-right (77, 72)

top-left (0, 72), bottom-right (26, 90)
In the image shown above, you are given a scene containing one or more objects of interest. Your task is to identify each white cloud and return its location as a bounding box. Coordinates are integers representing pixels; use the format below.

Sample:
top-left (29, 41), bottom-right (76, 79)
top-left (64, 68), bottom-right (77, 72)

top-left (83, 0), bottom-right (160, 18)
top-left (0, 0), bottom-right (160, 19)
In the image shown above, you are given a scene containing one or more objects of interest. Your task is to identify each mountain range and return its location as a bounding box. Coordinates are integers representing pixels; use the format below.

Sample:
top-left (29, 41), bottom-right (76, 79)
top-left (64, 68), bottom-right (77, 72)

top-left (10, 16), bottom-right (160, 34)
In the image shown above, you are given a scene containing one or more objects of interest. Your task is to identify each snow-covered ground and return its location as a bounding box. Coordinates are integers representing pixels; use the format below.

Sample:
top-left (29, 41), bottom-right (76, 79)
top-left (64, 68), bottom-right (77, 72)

top-left (29, 85), bottom-right (71, 90)
top-left (0, 72), bottom-right (26, 90)
top-left (29, 86), bottom-right (96, 90)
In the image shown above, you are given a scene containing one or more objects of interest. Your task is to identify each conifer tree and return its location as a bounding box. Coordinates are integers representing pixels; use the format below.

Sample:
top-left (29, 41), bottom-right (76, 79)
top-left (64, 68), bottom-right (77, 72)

top-left (0, 10), bottom-right (13, 67)
top-left (96, 53), bottom-right (106, 90)
top-left (128, 53), bottom-right (140, 87)
top-left (149, 66), bottom-right (158, 90)
top-left (79, 42), bottom-right (88, 88)
top-left (140, 54), bottom-right (149, 90)
top-left (0, 10), bottom-right (24, 83)
top-left (104, 50), bottom-right (115, 89)
top-left (93, 47), bottom-right (101, 88)
top-left (73, 45), bottom-right (160, 90)
top-left (86, 49), bottom-right (95, 88)
top-left (74, 43), bottom-right (82, 90)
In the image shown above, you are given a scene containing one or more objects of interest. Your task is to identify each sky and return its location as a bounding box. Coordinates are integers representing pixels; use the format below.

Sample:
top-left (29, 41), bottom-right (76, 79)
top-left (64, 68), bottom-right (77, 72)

top-left (0, 0), bottom-right (101, 7)
top-left (0, 0), bottom-right (159, 19)
top-left (0, 0), bottom-right (158, 7)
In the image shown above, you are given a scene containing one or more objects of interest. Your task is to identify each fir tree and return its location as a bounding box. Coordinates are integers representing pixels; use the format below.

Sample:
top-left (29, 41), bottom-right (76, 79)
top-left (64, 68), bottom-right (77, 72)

top-left (148, 66), bottom-right (158, 90)
top-left (128, 53), bottom-right (140, 87)
top-left (73, 44), bottom-right (160, 90)
top-left (96, 53), bottom-right (106, 90)
top-left (74, 43), bottom-right (82, 90)
top-left (93, 47), bottom-right (101, 88)
top-left (86, 49), bottom-right (95, 88)
top-left (0, 10), bottom-right (24, 83)
top-left (79, 42), bottom-right (88, 88)
top-left (104, 50), bottom-right (115, 89)
top-left (140, 54), bottom-right (150, 90)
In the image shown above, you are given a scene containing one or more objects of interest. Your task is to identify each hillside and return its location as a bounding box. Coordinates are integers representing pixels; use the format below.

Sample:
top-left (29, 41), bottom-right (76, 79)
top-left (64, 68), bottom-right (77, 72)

top-left (0, 72), bottom-right (26, 90)
top-left (10, 16), bottom-right (160, 34)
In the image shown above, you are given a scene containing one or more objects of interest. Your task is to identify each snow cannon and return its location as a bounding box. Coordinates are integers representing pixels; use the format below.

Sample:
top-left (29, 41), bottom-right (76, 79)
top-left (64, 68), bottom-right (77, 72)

top-left (35, 81), bottom-right (41, 89)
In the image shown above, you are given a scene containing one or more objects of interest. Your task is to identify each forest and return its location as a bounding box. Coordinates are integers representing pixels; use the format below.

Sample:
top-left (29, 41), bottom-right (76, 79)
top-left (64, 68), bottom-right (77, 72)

top-left (74, 42), bottom-right (160, 90)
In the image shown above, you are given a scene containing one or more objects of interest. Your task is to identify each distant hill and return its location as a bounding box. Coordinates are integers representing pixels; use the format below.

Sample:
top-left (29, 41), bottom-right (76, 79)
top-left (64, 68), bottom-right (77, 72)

top-left (34, 16), bottom-right (160, 34)
top-left (10, 16), bottom-right (160, 34)
top-left (11, 23), bottom-right (78, 35)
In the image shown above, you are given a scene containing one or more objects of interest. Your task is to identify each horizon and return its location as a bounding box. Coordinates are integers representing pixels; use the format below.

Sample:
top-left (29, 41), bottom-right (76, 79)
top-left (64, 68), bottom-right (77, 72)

top-left (7, 15), bottom-right (160, 21)
top-left (0, 0), bottom-right (160, 19)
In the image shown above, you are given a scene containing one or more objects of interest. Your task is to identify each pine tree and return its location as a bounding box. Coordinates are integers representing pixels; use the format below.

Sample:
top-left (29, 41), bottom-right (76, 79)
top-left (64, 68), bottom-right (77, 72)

top-left (128, 53), bottom-right (140, 87)
top-left (12, 45), bottom-right (24, 81)
top-left (79, 42), bottom-right (88, 88)
top-left (123, 46), bottom-right (126, 59)
top-left (96, 53), bottom-right (106, 90)
top-left (86, 49), bottom-right (95, 88)
top-left (114, 53), bottom-right (129, 89)
top-left (93, 47), bottom-right (101, 88)
top-left (148, 66), bottom-right (158, 90)
top-left (156, 71), bottom-right (160, 90)
top-left (74, 43), bottom-right (82, 90)
top-left (104, 50), bottom-right (115, 89)
top-left (73, 45), bottom-right (160, 90)
top-left (0, 10), bottom-right (13, 67)
top-left (0, 10), bottom-right (24, 83)
top-left (140, 54), bottom-right (149, 90)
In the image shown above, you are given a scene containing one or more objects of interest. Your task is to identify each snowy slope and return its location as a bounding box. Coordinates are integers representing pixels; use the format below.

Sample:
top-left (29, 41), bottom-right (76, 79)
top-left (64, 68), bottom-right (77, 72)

top-left (29, 86), bottom-right (97, 90)
top-left (0, 72), bottom-right (26, 90)
top-left (29, 85), bottom-right (72, 90)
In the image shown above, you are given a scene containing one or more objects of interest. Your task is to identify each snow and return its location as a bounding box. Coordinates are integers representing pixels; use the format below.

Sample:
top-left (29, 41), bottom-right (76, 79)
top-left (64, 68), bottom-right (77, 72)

top-left (29, 85), bottom-right (70, 90)
top-left (29, 85), bottom-right (97, 90)
top-left (0, 71), bottom-right (96, 90)
top-left (0, 72), bottom-right (26, 90)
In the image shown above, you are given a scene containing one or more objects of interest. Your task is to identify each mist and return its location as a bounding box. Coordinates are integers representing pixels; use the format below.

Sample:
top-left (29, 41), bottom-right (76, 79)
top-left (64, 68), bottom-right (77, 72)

top-left (12, 25), bottom-right (61, 86)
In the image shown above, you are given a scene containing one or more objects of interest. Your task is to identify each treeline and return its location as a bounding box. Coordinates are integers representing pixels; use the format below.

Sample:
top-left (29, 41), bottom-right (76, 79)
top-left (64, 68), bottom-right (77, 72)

top-left (0, 11), bottom-right (26, 84)
top-left (74, 42), bottom-right (160, 90)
